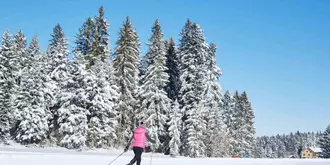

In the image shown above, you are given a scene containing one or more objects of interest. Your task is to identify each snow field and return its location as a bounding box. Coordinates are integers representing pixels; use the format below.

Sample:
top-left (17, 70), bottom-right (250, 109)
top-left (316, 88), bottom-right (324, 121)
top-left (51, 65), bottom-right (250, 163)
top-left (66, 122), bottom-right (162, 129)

top-left (0, 148), bottom-right (330, 165)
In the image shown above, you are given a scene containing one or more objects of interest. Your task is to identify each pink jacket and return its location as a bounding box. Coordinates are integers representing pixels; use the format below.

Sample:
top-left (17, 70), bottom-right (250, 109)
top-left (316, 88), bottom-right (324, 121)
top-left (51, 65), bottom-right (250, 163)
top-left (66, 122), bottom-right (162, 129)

top-left (125, 125), bottom-right (155, 150)
top-left (133, 126), bottom-right (147, 149)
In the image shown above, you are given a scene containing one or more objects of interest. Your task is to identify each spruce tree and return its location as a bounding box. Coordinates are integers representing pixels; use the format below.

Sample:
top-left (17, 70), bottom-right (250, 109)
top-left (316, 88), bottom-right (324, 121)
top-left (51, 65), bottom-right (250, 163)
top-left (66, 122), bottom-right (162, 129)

top-left (138, 19), bottom-right (170, 151)
top-left (0, 30), bottom-right (15, 142)
top-left (74, 17), bottom-right (95, 56)
top-left (56, 62), bottom-right (89, 149)
top-left (165, 37), bottom-right (179, 101)
top-left (87, 59), bottom-right (119, 148)
top-left (222, 91), bottom-right (235, 132)
top-left (93, 6), bottom-right (110, 62)
top-left (186, 101), bottom-right (207, 157)
top-left (241, 91), bottom-right (256, 157)
top-left (44, 24), bottom-right (69, 144)
top-left (13, 29), bottom-right (27, 72)
top-left (231, 91), bottom-right (246, 156)
top-left (203, 43), bottom-right (223, 157)
top-left (14, 61), bottom-right (48, 144)
top-left (168, 100), bottom-right (181, 157)
top-left (26, 36), bottom-right (40, 67)
top-left (178, 21), bottom-right (209, 157)
top-left (318, 124), bottom-right (330, 158)
top-left (74, 17), bottom-right (95, 68)
top-left (44, 24), bottom-right (69, 74)
top-left (113, 17), bottom-right (140, 146)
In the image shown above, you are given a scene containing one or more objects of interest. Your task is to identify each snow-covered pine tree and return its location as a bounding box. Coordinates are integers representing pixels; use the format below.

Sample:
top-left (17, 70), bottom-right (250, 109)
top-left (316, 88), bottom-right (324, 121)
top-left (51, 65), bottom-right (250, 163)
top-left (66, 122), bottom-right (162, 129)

top-left (240, 91), bottom-right (256, 157)
top-left (254, 137), bottom-right (265, 158)
top-left (222, 91), bottom-right (235, 132)
top-left (0, 30), bottom-right (15, 142)
top-left (14, 60), bottom-right (48, 145)
top-left (56, 62), bottom-right (89, 149)
top-left (74, 17), bottom-right (95, 68)
top-left (44, 24), bottom-right (69, 144)
top-left (86, 59), bottom-right (119, 148)
top-left (113, 17), bottom-right (140, 147)
top-left (276, 135), bottom-right (286, 158)
top-left (203, 43), bottom-right (224, 157)
top-left (318, 124), bottom-right (330, 158)
top-left (74, 17), bottom-right (95, 56)
top-left (231, 91), bottom-right (247, 156)
top-left (138, 19), bottom-right (170, 152)
top-left (186, 101), bottom-right (207, 157)
top-left (13, 29), bottom-right (27, 73)
top-left (165, 37), bottom-right (179, 101)
top-left (26, 36), bottom-right (40, 68)
top-left (221, 90), bottom-right (235, 155)
top-left (178, 21), bottom-right (209, 157)
top-left (44, 24), bottom-right (69, 74)
top-left (168, 100), bottom-right (181, 157)
top-left (93, 6), bottom-right (110, 62)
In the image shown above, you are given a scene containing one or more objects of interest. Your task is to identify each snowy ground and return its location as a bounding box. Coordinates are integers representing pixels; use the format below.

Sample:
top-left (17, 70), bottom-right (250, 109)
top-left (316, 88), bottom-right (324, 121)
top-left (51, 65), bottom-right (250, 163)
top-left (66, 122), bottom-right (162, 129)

top-left (1, 144), bottom-right (330, 165)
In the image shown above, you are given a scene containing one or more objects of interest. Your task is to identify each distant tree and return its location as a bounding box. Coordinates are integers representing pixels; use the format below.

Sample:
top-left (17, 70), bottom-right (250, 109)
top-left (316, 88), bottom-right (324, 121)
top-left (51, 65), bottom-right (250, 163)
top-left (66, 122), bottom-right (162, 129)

top-left (318, 125), bottom-right (330, 158)
top-left (240, 91), bottom-right (256, 157)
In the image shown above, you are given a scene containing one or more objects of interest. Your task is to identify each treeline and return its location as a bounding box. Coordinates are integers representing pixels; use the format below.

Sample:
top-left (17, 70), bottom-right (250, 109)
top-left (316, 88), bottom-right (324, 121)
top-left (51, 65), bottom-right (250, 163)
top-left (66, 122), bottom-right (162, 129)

top-left (255, 132), bottom-right (322, 158)
top-left (0, 6), bottom-right (256, 158)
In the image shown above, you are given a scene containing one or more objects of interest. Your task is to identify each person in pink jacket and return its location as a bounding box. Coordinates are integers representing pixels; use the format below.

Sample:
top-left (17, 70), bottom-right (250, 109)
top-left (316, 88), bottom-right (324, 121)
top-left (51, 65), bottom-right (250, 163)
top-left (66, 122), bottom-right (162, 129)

top-left (124, 121), bottom-right (155, 165)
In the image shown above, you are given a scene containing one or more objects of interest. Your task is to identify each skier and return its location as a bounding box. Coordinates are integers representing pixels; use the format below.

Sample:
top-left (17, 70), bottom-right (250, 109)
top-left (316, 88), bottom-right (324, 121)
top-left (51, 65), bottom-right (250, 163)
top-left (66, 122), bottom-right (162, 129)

top-left (124, 121), bottom-right (156, 165)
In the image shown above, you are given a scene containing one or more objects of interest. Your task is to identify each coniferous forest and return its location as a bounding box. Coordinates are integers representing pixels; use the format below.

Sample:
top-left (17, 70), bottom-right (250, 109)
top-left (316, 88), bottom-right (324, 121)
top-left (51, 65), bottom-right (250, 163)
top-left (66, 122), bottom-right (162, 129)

top-left (0, 6), bottom-right (329, 158)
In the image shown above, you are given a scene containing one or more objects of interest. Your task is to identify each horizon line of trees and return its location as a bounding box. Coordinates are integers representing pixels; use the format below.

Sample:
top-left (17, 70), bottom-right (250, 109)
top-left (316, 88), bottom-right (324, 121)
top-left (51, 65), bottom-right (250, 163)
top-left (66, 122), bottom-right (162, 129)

top-left (0, 6), bottom-right (257, 158)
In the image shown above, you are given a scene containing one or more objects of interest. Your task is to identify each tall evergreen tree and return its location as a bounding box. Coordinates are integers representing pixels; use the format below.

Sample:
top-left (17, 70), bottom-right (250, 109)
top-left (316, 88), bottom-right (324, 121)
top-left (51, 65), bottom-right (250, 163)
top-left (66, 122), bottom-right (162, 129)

top-left (318, 125), bottom-right (330, 158)
top-left (165, 37), bottom-right (179, 101)
top-left (14, 61), bottom-right (48, 144)
top-left (231, 91), bottom-right (247, 156)
top-left (241, 91), bottom-right (256, 157)
top-left (44, 24), bottom-right (69, 144)
top-left (186, 101), bottom-right (207, 157)
top-left (93, 6), bottom-right (110, 62)
top-left (26, 36), bottom-right (40, 66)
top-left (113, 17), bottom-right (140, 146)
top-left (168, 100), bottom-right (181, 157)
top-left (74, 17), bottom-right (95, 68)
top-left (222, 91), bottom-right (235, 132)
top-left (13, 29), bottom-right (27, 72)
top-left (0, 30), bottom-right (15, 142)
top-left (56, 62), bottom-right (89, 149)
top-left (74, 18), bottom-right (95, 56)
top-left (86, 59), bottom-right (119, 148)
top-left (203, 43), bottom-right (224, 157)
top-left (44, 24), bottom-right (69, 74)
top-left (178, 21), bottom-right (209, 157)
top-left (138, 19), bottom-right (170, 151)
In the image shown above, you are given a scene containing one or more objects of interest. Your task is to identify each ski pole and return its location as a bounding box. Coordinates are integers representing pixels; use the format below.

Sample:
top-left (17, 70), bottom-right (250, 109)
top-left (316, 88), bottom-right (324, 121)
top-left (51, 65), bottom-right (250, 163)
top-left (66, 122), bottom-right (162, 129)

top-left (107, 151), bottom-right (125, 165)
top-left (149, 151), bottom-right (153, 165)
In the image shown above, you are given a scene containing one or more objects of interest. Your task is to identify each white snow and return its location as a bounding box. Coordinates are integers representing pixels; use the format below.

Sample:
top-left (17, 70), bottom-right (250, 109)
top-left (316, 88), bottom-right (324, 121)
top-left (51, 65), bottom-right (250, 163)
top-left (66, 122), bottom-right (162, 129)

top-left (310, 147), bottom-right (322, 153)
top-left (0, 145), bottom-right (329, 165)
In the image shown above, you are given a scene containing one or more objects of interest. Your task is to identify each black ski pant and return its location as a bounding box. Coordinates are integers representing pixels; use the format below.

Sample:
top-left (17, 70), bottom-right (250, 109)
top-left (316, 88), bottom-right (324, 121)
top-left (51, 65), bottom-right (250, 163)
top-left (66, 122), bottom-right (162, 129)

top-left (129, 147), bottom-right (143, 165)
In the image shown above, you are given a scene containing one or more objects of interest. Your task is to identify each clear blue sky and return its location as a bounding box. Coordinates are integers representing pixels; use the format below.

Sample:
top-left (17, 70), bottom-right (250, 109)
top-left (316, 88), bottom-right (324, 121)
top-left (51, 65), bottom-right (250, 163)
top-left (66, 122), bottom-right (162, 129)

top-left (1, 0), bottom-right (329, 136)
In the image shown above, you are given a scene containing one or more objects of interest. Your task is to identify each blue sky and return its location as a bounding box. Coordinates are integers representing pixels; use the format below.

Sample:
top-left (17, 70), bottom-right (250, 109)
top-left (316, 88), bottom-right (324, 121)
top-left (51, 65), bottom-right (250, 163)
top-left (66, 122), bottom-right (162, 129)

top-left (1, 0), bottom-right (330, 136)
